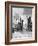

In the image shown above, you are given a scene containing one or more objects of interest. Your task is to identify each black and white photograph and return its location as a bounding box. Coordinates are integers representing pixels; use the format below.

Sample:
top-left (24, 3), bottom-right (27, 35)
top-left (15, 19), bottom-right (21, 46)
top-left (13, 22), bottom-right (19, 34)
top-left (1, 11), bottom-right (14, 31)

top-left (11, 7), bottom-right (32, 39)
top-left (5, 2), bottom-right (37, 44)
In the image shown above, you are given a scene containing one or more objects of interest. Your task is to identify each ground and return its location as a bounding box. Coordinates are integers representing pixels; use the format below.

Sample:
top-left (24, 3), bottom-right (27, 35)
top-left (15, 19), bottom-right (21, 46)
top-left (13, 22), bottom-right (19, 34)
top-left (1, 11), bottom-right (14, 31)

top-left (12, 28), bottom-right (32, 39)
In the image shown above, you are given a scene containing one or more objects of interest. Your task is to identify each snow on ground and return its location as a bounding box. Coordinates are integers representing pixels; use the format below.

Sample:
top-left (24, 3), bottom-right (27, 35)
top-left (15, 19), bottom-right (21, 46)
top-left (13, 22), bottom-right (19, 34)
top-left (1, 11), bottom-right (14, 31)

top-left (12, 29), bottom-right (32, 39)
